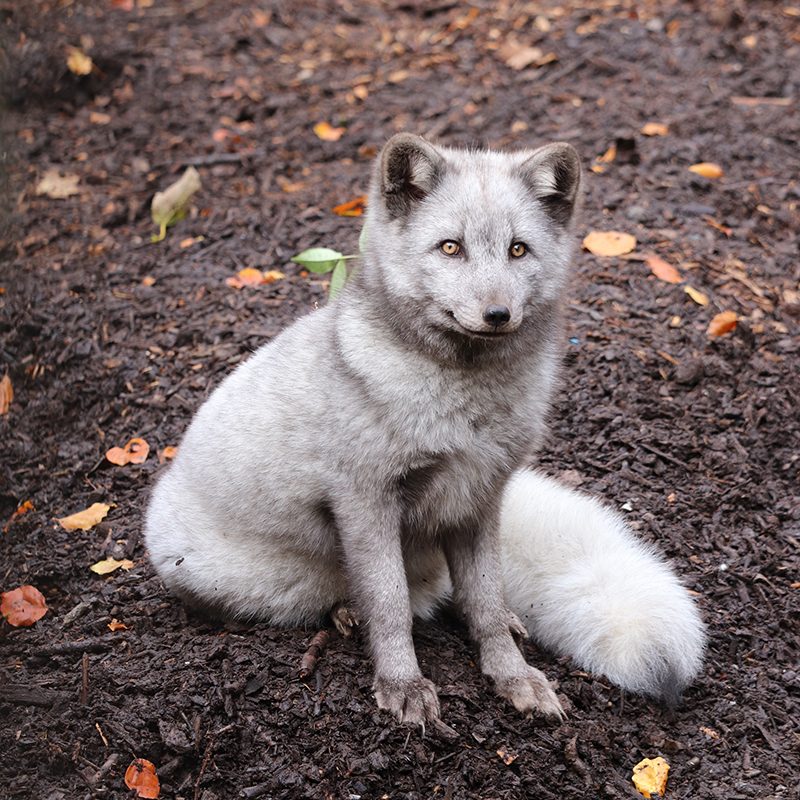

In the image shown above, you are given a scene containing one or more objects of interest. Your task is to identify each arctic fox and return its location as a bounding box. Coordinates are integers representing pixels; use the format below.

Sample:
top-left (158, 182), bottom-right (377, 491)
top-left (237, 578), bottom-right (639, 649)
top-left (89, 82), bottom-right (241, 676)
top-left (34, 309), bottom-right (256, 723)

top-left (145, 134), bottom-right (704, 724)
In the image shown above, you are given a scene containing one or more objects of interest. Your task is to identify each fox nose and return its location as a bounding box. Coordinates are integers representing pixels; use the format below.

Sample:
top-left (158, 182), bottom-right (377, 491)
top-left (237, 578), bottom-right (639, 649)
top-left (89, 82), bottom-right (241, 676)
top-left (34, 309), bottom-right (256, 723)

top-left (483, 305), bottom-right (511, 327)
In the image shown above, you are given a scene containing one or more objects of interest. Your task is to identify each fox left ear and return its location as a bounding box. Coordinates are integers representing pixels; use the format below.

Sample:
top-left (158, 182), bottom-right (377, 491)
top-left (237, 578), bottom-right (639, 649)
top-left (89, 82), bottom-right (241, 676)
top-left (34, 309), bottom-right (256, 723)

top-left (519, 142), bottom-right (582, 227)
top-left (379, 133), bottom-right (444, 219)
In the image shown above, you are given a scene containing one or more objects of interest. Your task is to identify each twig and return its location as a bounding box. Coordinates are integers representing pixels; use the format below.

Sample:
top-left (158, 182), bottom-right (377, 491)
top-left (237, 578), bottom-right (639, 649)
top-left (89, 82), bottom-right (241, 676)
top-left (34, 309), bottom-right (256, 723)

top-left (299, 629), bottom-right (330, 680)
top-left (80, 652), bottom-right (89, 705)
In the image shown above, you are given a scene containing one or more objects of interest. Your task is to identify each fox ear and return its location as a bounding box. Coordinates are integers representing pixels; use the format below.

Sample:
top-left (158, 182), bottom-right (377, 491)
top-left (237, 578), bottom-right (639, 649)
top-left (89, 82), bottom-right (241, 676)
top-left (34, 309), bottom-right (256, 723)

top-left (519, 142), bottom-right (582, 227)
top-left (380, 133), bottom-right (444, 218)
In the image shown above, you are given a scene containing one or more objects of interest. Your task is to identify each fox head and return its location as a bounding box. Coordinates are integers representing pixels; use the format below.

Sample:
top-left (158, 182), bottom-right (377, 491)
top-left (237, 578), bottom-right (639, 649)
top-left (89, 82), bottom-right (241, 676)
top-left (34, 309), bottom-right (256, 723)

top-left (358, 133), bottom-right (581, 359)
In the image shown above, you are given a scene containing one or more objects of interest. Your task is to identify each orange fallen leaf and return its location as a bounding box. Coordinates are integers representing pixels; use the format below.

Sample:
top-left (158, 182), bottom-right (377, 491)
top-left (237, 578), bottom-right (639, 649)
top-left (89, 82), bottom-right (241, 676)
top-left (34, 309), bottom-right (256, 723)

top-left (496, 746), bottom-right (518, 765)
top-left (158, 446), bottom-right (178, 463)
top-left (125, 758), bottom-right (160, 799)
top-left (632, 756), bottom-right (669, 798)
top-left (583, 230), bottom-right (637, 257)
top-left (313, 121), bottom-right (345, 142)
top-left (226, 268), bottom-right (284, 288)
top-left (702, 216), bottom-right (732, 236)
top-left (89, 111), bottom-right (111, 125)
top-left (684, 286), bottom-right (710, 306)
top-left (3, 499), bottom-right (34, 533)
top-left (90, 558), bottom-right (135, 575)
top-left (641, 122), bottom-right (669, 136)
top-left (688, 162), bottom-right (724, 179)
top-left (66, 47), bottom-right (93, 76)
top-left (106, 437), bottom-right (150, 466)
top-left (332, 196), bottom-right (367, 217)
top-left (262, 270), bottom-right (285, 284)
top-left (707, 310), bottom-right (738, 337)
top-left (0, 374), bottom-right (12, 415)
top-left (108, 618), bottom-right (128, 631)
top-left (57, 502), bottom-right (111, 531)
top-left (1, 584), bottom-right (48, 627)
top-left (699, 725), bottom-right (720, 739)
top-left (645, 254), bottom-right (683, 284)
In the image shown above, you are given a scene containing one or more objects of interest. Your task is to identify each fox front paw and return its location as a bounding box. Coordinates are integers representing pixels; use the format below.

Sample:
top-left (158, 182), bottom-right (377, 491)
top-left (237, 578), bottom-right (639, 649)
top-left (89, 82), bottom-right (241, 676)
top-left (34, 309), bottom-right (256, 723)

top-left (373, 675), bottom-right (441, 727)
top-left (494, 666), bottom-right (565, 720)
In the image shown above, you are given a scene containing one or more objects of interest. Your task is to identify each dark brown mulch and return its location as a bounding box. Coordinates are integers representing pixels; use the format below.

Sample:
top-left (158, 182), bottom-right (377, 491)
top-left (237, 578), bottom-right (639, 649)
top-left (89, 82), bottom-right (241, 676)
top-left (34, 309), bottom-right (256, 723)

top-left (1, 1), bottom-right (798, 798)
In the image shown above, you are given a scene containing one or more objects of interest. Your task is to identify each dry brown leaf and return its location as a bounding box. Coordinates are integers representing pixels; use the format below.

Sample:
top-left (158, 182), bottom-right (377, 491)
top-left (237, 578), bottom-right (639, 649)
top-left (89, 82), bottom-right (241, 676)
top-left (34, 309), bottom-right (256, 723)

top-left (108, 618), bottom-right (128, 631)
top-left (125, 759), bottom-right (160, 799)
top-left (3, 499), bottom-right (34, 533)
top-left (707, 310), bottom-right (738, 337)
top-left (641, 122), bottom-right (669, 136)
top-left (702, 216), bottom-right (732, 236)
top-left (500, 40), bottom-right (557, 70)
top-left (106, 437), bottom-right (150, 466)
top-left (496, 746), bottom-right (518, 765)
top-left (332, 196), bottom-right (367, 217)
top-left (583, 230), bottom-right (637, 257)
top-left (688, 162), bottom-right (724, 179)
top-left (1, 585), bottom-right (48, 627)
top-left (632, 756), bottom-right (669, 798)
top-left (387, 69), bottom-right (410, 84)
top-left (66, 47), bottom-right (93, 76)
top-left (262, 270), bottom-right (285, 284)
top-left (645, 254), bottom-right (683, 284)
top-left (36, 169), bottom-right (80, 199)
top-left (158, 446), bottom-right (178, 463)
top-left (57, 502), bottom-right (111, 531)
top-left (0, 374), bottom-right (12, 415)
top-left (90, 558), bottom-right (135, 575)
top-left (699, 725), bottom-right (720, 739)
top-left (684, 286), bottom-right (710, 306)
top-left (313, 121), bottom-right (345, 142)
top-left (89, 111), bottom-right (111, 125)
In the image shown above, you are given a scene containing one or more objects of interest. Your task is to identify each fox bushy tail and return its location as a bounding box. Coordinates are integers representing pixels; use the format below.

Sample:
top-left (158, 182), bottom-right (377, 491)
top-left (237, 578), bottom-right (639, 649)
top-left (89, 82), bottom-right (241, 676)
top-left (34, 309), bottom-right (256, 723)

top-left (499, 470), bottom-right (706, 704)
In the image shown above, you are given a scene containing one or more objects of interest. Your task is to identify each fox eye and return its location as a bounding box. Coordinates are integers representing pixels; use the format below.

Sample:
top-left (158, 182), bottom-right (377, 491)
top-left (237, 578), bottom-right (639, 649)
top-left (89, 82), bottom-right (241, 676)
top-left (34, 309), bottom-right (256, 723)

top-left (509, 242), bottom-right (527, 258)
top-left (440, 240), bottom-right (461, 256)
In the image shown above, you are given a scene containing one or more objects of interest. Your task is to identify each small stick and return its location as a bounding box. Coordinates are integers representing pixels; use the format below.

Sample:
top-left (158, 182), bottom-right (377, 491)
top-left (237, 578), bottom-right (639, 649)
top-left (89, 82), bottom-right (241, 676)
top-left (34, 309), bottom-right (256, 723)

top-left (299, 629), bottom-right (330, 680)
top-left (80, 652), bottom-right (89, 705)
top-left (193, 735), bottom-right (215, 800)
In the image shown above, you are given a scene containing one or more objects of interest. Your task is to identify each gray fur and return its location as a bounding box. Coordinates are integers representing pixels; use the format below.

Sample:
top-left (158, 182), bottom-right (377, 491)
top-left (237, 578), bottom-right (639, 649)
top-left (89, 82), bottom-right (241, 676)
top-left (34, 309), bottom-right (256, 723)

top-left (145, 134), bottom-right (582, 724)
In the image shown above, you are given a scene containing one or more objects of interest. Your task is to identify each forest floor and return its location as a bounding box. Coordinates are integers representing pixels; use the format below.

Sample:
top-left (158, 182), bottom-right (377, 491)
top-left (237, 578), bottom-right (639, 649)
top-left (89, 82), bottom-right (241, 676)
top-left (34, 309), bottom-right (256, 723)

top-left (1, 1), bottom-right (798, 798)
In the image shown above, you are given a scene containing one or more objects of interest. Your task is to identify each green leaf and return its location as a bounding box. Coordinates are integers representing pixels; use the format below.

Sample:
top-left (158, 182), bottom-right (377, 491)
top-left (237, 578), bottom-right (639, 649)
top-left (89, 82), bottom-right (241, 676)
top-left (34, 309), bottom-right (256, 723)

top-left (291, 247), bottom-right (343, 273)
top-left (329, 260), bottom-right (347, 299)
top-left (358, 223), bottom-right (368, 254)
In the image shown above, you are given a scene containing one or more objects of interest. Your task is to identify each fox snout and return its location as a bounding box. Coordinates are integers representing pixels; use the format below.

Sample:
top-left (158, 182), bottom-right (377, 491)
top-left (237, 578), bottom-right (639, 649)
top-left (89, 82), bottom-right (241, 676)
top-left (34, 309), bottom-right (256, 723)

top-left (483, 305), bottom-right (511, 327)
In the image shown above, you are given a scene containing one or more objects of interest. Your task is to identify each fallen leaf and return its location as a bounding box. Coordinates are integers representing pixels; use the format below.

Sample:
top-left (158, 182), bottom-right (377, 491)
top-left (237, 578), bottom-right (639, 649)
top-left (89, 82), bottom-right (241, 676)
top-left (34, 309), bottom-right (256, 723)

top-left (108, 618), bottom-right (128, 631)
top-left (142, 276), bottom-right (157, 287)
top-left (707, 310), bottom-right (738, 337)
top-left (632, 756), bottom-right (669, 798)
top-left (387, 69), bottom-right (410, 83)
top-left (1, 585), bottom-right (48, 627)
top-left (89, 111), bottom-right (111, 125)
top-left (699, 725), bottom-right (720, 739)
top-left (583, 230), bottom-right (637, 257)
top-left (125, 758), bottom-right (160, 799)
top-left (591, 142), bottom-right (617, 173)
top-left (702, 216), bottom-right (732, 236)
top-left (0, 374), bottom-right (12, 414)
top-left (179, 236), bottom-right (204, 248)
top-left (684, 286), bottom-right (710, 306)
top-left (313, 121), bottom-right (345, 142)
top-left (90, 558), bottom-right (135, 575)
top-left (151, 166), bottom-right (202, 242)
top-left (35, 169), bottom-right (80, 199)
top-left (262, 270), bottom-right (285, 284)
top-left (332, 196), bottom-right (367, 217)
top-left (641, 122), bottom-right (669, 136)
top-left (3, 499), bottom-right (34, 533)
top-left (496, 746), bottom-right (518, 765)
top-left (66, 47), bottom-right (93, 76)
top-left (688, 162), bottom-right (724, 179)
top-left (106, 437), bottom-right (150, 466)
top-left (500, 40), bottom-right (557, 70)
top-left (57, 502), bottom-right (111, 531)
top-left (158, 446), bottom-right (178, 463)
top-left (645, 254), bottom-right (683, 284)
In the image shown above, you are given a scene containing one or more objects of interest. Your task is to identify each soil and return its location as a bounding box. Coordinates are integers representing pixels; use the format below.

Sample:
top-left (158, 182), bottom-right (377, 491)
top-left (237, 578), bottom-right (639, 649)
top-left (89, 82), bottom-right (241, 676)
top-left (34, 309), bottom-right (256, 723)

top-left (1, 1), bottom-right (798, 798)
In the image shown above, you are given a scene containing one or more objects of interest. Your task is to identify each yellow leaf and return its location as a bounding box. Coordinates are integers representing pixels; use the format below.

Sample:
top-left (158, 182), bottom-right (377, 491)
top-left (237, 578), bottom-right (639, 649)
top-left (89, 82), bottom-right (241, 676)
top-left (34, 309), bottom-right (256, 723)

top-left (66, 47), bottom-right (93, 76)
top-left (641, 122), bottom-right (669, 136)
top-left (707, 310), bottom-right (738, 337)
top-left (35, 169), bottom-right (81, 199)
top-left (151, 167), bottom-right (202, 241)
top-left (90, 558), bottom-right (135, 575)
top-left (632, 756), bottom-right (669, 798)
top-left (645, 254), bottom-right (683, 284)
top-left (261, 270), bottom-right (285, 284)
top-left (684, 286), bottom-right (710, 306)
top-left (688, 162), bottom-right (724, 179)
top-left (226, 268), bottom-right (264, 288)
top-left (583, 230), bottom-right (637, 257)
top-left (0, 374), bottom-right (12, 415)
top-left (57, 502), bottom-right (111, 531)
top-left (313, 121), bottom-right (345, 142)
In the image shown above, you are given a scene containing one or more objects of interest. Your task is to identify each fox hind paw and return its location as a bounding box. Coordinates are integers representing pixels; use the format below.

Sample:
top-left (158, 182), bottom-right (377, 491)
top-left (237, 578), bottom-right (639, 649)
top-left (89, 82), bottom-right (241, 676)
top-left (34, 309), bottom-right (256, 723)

top-left (494, 666), bottom-right (565, 720)
top-left (373, 675), bottom-right (441, 727)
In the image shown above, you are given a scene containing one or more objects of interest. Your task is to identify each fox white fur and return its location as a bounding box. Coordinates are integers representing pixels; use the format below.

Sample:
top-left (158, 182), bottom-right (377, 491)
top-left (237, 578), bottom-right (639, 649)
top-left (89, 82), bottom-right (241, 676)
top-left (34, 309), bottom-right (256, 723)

top-left (145, 134), bottom-right (705, 724)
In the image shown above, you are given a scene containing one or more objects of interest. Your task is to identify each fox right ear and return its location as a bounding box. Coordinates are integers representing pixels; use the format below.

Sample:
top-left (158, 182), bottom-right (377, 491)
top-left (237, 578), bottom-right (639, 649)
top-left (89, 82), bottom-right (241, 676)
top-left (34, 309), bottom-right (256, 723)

top-left (380, 133), bottom-right (444, 218)
top-left (519, 142), bottom-right (582, 227)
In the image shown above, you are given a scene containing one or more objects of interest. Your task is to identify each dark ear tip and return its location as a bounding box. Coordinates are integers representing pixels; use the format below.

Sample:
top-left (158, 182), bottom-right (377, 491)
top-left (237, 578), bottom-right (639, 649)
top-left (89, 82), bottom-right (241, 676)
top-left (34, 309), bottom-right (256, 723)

top-left (382, 132), bottom-right (430, 153)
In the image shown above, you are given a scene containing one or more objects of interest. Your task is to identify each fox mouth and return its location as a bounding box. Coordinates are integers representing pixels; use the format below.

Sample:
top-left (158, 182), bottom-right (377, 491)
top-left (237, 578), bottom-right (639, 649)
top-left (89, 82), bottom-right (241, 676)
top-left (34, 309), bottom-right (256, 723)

top-left (443, 310), bottom-right (515, 338)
